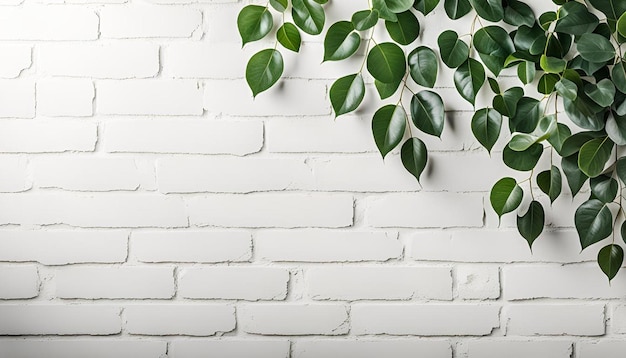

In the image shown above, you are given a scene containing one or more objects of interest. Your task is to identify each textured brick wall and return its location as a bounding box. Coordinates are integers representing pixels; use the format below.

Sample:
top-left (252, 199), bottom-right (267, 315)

top-left (0, 0), bottom-right (624, 357)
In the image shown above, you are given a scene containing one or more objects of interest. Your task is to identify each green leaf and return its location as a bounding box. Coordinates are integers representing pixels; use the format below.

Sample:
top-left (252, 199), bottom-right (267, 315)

top-left (487, 78), bottom-right (500, 94)
top-left (578, 137), bottom-right (614, 178)
top-left (577, 33), bottom-right (616, 63)
top-left (246, 49), bottom-right (284, 98)
top-left (410, 90), bottom-right (445, 138)
top-left (508, 133), bottom-right (539, 152)
top-left (503, 0), bottom-right (535, 27)
top-left (561, 131), bottom-right (605, 158)
top-left (367, 42), bottom-right (407, 84)
top-left (547, 123), bottom-right (572, 155)
top-left (555, 2), bottom-right (599, 36)
top-left (570, 56), bottom-right (606, 77)
top-left (537, 166), bottom-right (562, 203)
top-left (622, 221), bottom-right (626, 244)
top-left (469, 0), bottom-right (504, 22)
top-left (454, 58), bottom-right (485, 105)
top-left (385, 11), bottom-right (420, 45)
top-left (323, 21), bottom-right (360, 61)
top-left (617, 157), bottom-right (626, 185)
top-left (598, 244), bottom-right (624, 281)
top-left (330, 74), bottom-right (365, 117)
top-left (438, 30), bottom-right (469, 68)
top-left (555, 78), bottom-right (578, 101)
top-left (503, 143), bottom-right (542, 171)
top-left (277, 23), bottom-right (301, 52)
top-left (606, 113), bottom-right (626, 145)
top-left (414, 0), bottom-right (440, 15)
top-left (373, 0), bottom-right (398, 21)
top-left (444, 0), bottom-right (472, 19)
top-left (590, 175), bottom-right (618, 204)
top-left (514, 24), bottom-right (546, 54)
top-left (517, 201), bottom-right (545, 250)
top-left (585, 79), bottom-right (616, 107)
top-left (237, 5), bottom-right (273, 46)
top-left (612, 62), bottom-right (626, 94)
top-left (292, 0), bottom-right (325, 35)
top-left (384, 0), bottom-right (413, 13)
top-left (563, 95), bottom-right (605, 131)
top-left (401, 137), bottom-right (428, 182)
top-left (517, 61), bottom-right (536, 85)
top-left (510, 97), bottom-right (541, 133)
top-left (473, 26), bottom-right (515, 76)
top-left (270, 0), bottom-right (288, 12)
top-left (408, 47), bottom-right (438, 88)
top-left (562, 154), bottom-right (588, 196)
top-left (493, 87), bottom-right (523, 117)
top-left (588, 0), bottom-right (626, 22)
top-left (576, 199), bottom-right (612, 250)
top-left (471, 108), bottom-right (502, 153)
top-left (537, 73), bottom-right (559, 95)
top-left (352, 10), bottom-right (379, 31)
top-left (619, 12), bottom-right (626, 37)
top-left (539, 11), bottom-right (557, 31)
top-left (372, 105), bottom-right (407, 159)
top-left (374, 79), bottom-right (402, 99)
top-left (540, 55), bottom-right (566, 74)
top-left (491, 177), bottom-right (524, 219)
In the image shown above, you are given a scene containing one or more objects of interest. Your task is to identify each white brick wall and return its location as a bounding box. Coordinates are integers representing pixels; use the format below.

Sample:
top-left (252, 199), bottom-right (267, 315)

top-left (0, 0), bottom-right (622, 354)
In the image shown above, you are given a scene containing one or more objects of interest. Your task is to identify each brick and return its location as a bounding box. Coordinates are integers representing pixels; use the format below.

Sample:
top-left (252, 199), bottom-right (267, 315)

top-left (0, 340), bottom-right (166, 358)
top-left (132, 231), bottom-right (251, 263)
top-left (204, 79), bottom-right (330, 116)
top-left (505, 304), bottom-right (605, 336)
top-left (0, 45), bottom-right (31, 78)
top-left (188, 194), bottom-right (353, 228)
top-left (0, 193), bottom-right (187, 228)
top-left (179, 267), bottom-right (289, 300)
top-left (351, 304), bottom-right (500, 335)
top-left (578, 341), bottom-right (626, 358)
top-left (157, 157), bottom-right (311, 193)
top-left (125, 305), bottom-right (235, 336)
top-left (456, 266), bottom-right (501, 300)
top-left (239, 304), bottom-right (349, 335)
top-left (98, 80), bottom-right (203, 116)
top-left (37, 78), bottom-right (94, 117)
top-left (0, 156), bottom-right (29, 192)
top-left (365, 193), bottom-right (484, 228)
top-left (168, 340), bottom-right (290, 358)
top-left (163, 42), bottom-right (244, 79)
top-left (39, 42), bottom-right (159, 79)
top-left (503, 264), bottom-right (626, 300)
top-left (0, 120), bottom-right (96, 153)
top-left (100, 6), bottom-right (201, 38)
top-left (0, 230), bottom-right (128, 265)
top-left (56, 266), bottom-right (174, 299)
top-left (104, 119), bottom-right (262, 155)
top-left (463, 340), bottom-right (572, 358)
top-left (0, 265), bottom-right (39, 299)
top-left (0, 7), bottom-right (98, 40)
top-left (33, 157), bottom-right (141, 191)
top-left (408, 230), bottom-right (596, 263)
top-left (612, 304), bottom-right (626, 333)
top-left (293, 340), bottom-right (451, 358)
top-left (255, 230), bottom-right (402, 262)
top-left (0, 80), bottom-right (34, 118)
top-left (0, 305), bottom-right (121, 335)
top-left (307, 266), bottom-right (452, 300)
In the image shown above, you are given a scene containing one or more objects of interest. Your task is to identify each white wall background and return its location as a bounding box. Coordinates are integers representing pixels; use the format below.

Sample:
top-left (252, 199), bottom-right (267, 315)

top-left (0, 0), bottom-right (624, 357)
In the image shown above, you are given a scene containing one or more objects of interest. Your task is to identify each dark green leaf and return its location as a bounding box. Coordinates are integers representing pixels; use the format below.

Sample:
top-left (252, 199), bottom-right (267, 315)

top-left (469, 0), bottom-right (504, 22)
top-left (473, 26), bottom-right (515, 76)
top-left (537, 73), bottom-right (559, 95)
top-left (373, 0), bottom-right (398, 21)
top-left (471, 108), bottom-right (502, 153)
top-left (514, 24), bottom-right (546, 54)
top-left (563, 95), bottom-right (605, 131)
top-left (578, 137), bottom-right (614, 178)
top-left (292, 0), bottom-right (325, 35)
top-left (517, 201), bottom-right (545, 250)
top-left (401, 137), bottom-right (428, 182)
top-left (444, 0), bottom-right (472, 19)
top-left (606, 113), bottom-right (626, 145)
top-left (375, 79), bottom-right (402, 99)
top-left (385, 11), bottom-right (420, 45)
top-left (540, 55), bottom-right (566, 74)
top-left (517, 61), bottom-right (536, 85)
top-left (619, 12), bottom-right (626, 37)
top-left (367, 42), bottom-right (407, 84)
top-left (438, 30), bottom-right (469, 68)
top-left (554, 2), bottom-right (599, 36)
top-left (493, 87), bottom-right (523, 117)
top-left (352, 10), bottom-right (379, 31)
top-left (414, 0), bottom-right (440, 15)
top-left (408, 47), bottom-right (438, 88)
top-left (622, 221), bottom-right (626, 244)
top-left (547, 123), bottom-right (572, 155)
top-left (487, 78), bottom-right (500, 94)
top-left (454, 58), bottom-right (485, 105)
top-left (590, 175), bottom-right (618, 203)
top-left (508, 133), bottom-right (539, 152)
top-left (588, 0), bottom-right (626, 22)
top-left (323, 21), bottom-right (360, 61)
top-left (617, 157), bottom-right (626, 185)
top-left (510, 97), bottom-right (541, 133)
top-left (372, 105), bottom-right (407, 158)
top-left (277, 23), bottom-right (301, 52)
top-left (537, 166), bottom-right (562, 203)
top-left (598, 244), bottom-right (624, 281)
top-left (504, 0), bottom-right (535, 27)
top-left (503, 143), bottom-right (543, 171)
top-left (539, 11), bottom-right (557, 31)
top-left (570, 56), bottom-right (606, 77)
top-left (270, 0), bottom-right (288, 12)
top-left (384, 0), bottom-right (413, 13)
top-left (576, 199), bottom-right (613, 250)
top-left (410, 90), bottom-right (445, 137)
top-left (238, 5), bottom-right (273, 46)
top-left (562, 154), bottom-right (588, 196)
top-left (561, 131), bottom-right (605, 158)
top-left (491, 177), bottom-right (524, 219)
top-left (585, 79), bottom-right (616, 107)
top-left (577, 33), bottom-right (616, 63)
top-left (612, 61), bottom-right (626, 94)
top-left (555, 78), bottom-right (578, 101)
top-left (330, 74), bottom-right (365, 117)
top-left (246, 49), bottom-right (284, 98)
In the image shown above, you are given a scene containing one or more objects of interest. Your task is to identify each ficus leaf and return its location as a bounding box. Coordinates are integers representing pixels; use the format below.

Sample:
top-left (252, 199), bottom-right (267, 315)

top-left (517, 61), bottom-right (536, 85)
top-left (444, 0), bottom-right (472, 20)
top-left (578, 137), bottom-right (614, 178)
top-left (414, 0), bottom-right (440, 15)
top-left (401, 137), bottom-right (428, 182)
top-left (384, 0), bottom-right (414, 13)
top-left (561, 131), bottom-right (605, 158)
top-left (323, 21), bottom-right (360, 61)
top-left (454, 58), bottom-right (485, 105)
top-left (375, 79), bottom-right (402, 100)
top-left (491, 177), bottom-right (524, 219)
top-left (469, 0), bottom-right (504, 22)
top-left (438, 30), bottom-right (469, 68)
top-left (277, 23), bottom-right (302, 52)
top-left (598, 244), bottom-right (624, 281)
top-left (537, 166), bottom-right (562, 203)
top-left (562, 154), bottom-right (588, 197)
top-left (540, 55), bottom-right (566, 74)
top-left (618, 12), bottom-right (626, 37)
top-left (537, 73), bottom-right (559, 95)
top-left (555, 78), bottom-right (578, 102)
top-left (612, 61), bottom-right (626, 94)
top-left (508, 133), bottom-right (539, 152)
top-left (245, 49), bottom-right (284, 98)
top-left (292, 0), bottom-right (325, 35)
top-left (329, 74), bottom-right (365, 117)
top-left (588, 0), bottom-right (626, 23)
top-left (471, 108), bottom-right (502, 153)
top-left (554, 2), bottom-right (599, 36)
top-left (575, 199), bottom-right (612, 250)
top-left (517, 201), bottom-right (544, 250)
top-left (577, 33), bottom-right (616, 63)
top-left (590, 175), bottom-right (618, 204)
top-left (367, 42), bottom-right (406, 84)
top-left (616, 157), bottom-right (626, 186)
top-left (510, 97), bottom-right (541, 133)
top-left (385, 10), bottom-right (420, 45)
top-left (487, 78), bottom-right (500, 94)
top-left (473, 26), bottom-right (515, 76)
top-left (547, 123), bottom-right (572, 155)
top-left (237, 5), bottom-right (273, 46)
top-left (373, 0), bottom-right (398, 21)
top-left (410, 90), bottom-right (445, 138)
top-left (352, 10), bottom-right (379, 31)
top-left (539, 11), bottom-right (557, 31)
top-left (503, 143), bottom-right (542, 171)
top-left (493, 87), bottom-right (523, 118)
top-left (503, 0), bottom-right (535, 27)
top-left (584, 79), bottom-right (616, 108)
top-left (563, 95), bottom-right (605, 132)
top-left (270, 0), bottom-right (288, 12)
top-left (372, 105), bottom-right (407, 159)
top-left (606, 113), bottom-right (626, 145)
top-left (408, 47), bottom-right (438, 88)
